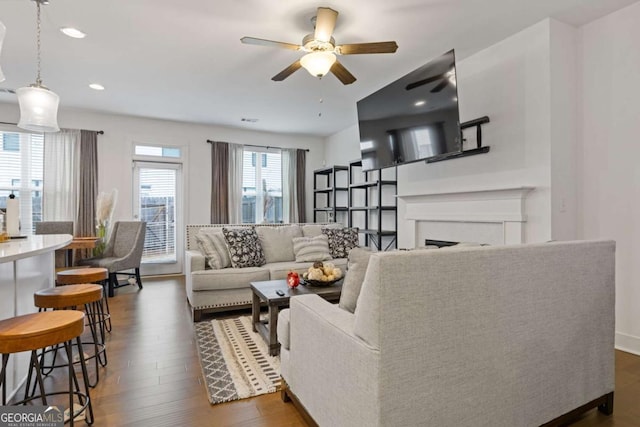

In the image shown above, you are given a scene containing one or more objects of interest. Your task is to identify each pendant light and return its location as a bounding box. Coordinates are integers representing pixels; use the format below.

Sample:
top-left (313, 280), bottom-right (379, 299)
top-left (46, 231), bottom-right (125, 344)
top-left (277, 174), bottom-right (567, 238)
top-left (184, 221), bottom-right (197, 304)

top-left (17, 0), bottom-right (60, 133)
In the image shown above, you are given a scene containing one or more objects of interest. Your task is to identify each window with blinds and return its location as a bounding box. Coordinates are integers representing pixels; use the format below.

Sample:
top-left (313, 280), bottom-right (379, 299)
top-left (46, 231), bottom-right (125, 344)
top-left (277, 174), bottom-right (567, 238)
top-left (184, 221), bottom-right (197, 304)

top-left (242, 149), bottom-right (282, 223)
top-left (0, 131), bottom-right (44, 234)
top-left (137, 166), bottom-right (177, 263)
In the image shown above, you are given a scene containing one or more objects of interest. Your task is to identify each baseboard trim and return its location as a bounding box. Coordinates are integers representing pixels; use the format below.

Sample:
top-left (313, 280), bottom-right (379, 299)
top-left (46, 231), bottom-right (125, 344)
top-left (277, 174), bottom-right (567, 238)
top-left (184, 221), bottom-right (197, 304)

top-left (615, 332), bottom-right (640, 356)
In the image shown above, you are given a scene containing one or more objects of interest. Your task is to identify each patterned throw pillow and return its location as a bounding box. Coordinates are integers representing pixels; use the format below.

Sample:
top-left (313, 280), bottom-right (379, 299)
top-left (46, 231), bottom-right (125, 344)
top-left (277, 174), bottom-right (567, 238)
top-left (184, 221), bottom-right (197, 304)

top-left (321, 227), bottom-right (359, 259)
top-left (292, 235), bottom-right (333, 262)
top-left (222, 227), bottom-right (266, 268)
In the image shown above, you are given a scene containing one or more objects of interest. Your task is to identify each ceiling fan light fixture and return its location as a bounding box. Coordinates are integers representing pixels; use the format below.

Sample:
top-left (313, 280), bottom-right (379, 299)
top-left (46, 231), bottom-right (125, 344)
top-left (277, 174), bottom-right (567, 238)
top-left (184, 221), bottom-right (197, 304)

top-left (18, 0), bottom-right (59, 133)
top-left (300, 51), bottom-right (336, 78)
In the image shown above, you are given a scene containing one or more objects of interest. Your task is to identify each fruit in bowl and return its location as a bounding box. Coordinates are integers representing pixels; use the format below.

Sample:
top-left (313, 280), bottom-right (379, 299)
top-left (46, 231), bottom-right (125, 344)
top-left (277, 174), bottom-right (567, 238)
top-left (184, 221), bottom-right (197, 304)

top-left (302, 261), bottom-right (343, 285)
top-left (287, 271), bottom-right (300, 288)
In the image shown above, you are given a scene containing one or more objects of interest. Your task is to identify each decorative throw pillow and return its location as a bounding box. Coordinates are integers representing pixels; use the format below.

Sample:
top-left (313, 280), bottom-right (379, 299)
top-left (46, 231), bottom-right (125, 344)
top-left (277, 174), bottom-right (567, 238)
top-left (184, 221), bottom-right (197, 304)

top-left (292, 235), bottom-right (332, 262)
top-left (195, 229), bottom-right (231, 269)
top-left (339, 247), bottom-right (373, 313)
top-left (222, 227), bottom-right (266, 268)
top-left (321, 227), bottom-right (359, 258)
top-left (210, 232), bottom-right (232, 268)
top-left (256, 225), bottom-right (303, 263)
top-left (195, 230), bottom-right (221, 269)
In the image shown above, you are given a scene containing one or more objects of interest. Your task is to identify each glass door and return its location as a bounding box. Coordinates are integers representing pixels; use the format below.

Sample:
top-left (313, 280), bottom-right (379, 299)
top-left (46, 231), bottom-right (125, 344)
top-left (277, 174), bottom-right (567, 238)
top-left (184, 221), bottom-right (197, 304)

top-left (133, 161), bottom-right (182, 275)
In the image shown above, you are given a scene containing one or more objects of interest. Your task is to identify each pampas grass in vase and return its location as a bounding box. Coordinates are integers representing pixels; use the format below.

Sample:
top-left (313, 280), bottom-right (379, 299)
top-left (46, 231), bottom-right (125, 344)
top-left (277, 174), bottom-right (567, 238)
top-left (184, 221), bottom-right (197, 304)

top-left (94, 189), bottom-right (118, 256)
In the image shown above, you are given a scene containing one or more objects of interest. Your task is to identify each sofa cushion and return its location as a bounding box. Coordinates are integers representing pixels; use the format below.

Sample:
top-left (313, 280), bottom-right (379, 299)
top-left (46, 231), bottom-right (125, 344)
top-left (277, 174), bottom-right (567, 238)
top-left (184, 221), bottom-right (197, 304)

top-left (190, 267), bottom-right (270, 291)
top-left (195, 229), bottom-right (231, 269)
top-left (277, 308), bottom-right (290, 350)
top-left (339, 247), bottom-right (373, 313)
top-left (256, 225), bottom-right (302, 263)
top-left (292, 235), bottom-right (332, 262)
top-left (322, 227), bottom-right (359, 259)
top-left (223, 227), bottom-right (266, 268)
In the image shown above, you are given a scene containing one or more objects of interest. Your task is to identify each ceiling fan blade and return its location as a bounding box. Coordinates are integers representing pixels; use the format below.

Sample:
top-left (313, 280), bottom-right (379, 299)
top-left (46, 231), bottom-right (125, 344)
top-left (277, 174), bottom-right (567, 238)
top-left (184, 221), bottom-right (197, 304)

top-left (330, 60), bottom-right (356, 85)
top-left (405, 74), bottom-right (444, 91)
top-left (337, 41), bottom-right (398, 55)
top-left (240, 36), bottom-right (301, 51)
top-left (272, 60), bottom-right (303, 81)
top-left (314, 7), bottom-right (338, 42)
top-left (431, 79), bottom-right (449, 93)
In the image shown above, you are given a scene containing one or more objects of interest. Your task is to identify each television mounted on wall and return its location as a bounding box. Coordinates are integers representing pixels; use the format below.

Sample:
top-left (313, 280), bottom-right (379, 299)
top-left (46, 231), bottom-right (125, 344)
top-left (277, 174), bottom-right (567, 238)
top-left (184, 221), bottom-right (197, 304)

top-left (356, 49), bottom-right (462, 171)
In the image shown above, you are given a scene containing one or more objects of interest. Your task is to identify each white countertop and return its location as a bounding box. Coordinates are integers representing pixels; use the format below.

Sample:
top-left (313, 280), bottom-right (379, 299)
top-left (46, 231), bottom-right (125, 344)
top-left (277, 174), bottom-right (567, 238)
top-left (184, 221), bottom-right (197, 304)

top-left (0, 234), bottom-right (73, 263)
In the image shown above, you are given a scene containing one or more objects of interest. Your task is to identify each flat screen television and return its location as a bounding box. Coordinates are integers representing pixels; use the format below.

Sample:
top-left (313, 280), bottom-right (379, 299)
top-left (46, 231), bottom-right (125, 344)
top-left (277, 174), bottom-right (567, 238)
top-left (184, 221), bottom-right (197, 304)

top-left (357, 49), bottom-right (461, 171)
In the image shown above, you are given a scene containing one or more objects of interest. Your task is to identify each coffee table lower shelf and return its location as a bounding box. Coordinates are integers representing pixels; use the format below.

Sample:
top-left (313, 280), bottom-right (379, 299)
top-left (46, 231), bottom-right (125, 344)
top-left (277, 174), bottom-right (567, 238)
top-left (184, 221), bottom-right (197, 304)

top-left (250, 279), bottom-right (342, 356)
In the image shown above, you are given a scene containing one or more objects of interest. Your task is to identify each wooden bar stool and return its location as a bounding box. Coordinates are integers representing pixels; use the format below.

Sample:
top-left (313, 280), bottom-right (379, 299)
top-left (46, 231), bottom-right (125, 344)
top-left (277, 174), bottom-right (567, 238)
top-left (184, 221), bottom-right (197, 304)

top-left (57, 268), bottom-right (112, 333)
top-left (34, 285), bottom-right (107, 387)
top-left (0, 311), bottom-right (94, 426)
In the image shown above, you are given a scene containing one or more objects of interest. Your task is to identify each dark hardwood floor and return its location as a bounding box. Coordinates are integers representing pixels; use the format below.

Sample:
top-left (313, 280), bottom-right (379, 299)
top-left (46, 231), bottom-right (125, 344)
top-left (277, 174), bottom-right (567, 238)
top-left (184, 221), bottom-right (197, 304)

top-left (19, 277), bottom-right (640, 426)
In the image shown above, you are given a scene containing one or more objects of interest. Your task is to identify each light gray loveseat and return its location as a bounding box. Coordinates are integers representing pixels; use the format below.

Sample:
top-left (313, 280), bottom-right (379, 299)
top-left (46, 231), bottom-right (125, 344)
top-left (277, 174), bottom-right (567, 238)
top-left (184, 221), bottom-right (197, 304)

top-left (278, 240), bottom-right (616, 426)
top-left (185, 223), bottom-right (348, 321)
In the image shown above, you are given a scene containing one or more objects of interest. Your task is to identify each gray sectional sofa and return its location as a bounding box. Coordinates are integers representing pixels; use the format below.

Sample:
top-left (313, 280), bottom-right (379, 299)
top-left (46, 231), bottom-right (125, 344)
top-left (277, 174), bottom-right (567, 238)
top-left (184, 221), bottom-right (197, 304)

top-left (279, 240), bottom-right (616, 426)
top-left (185, 223), bottom-right (348, 321)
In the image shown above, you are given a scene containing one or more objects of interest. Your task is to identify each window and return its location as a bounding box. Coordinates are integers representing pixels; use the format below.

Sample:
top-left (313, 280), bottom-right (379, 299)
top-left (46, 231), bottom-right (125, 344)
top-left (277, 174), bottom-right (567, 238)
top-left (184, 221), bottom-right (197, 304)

top-left (2, 133), bottom-right (20, 151)
top-left (242, 149), bottom-right (282, 223)
top-left (251, 153), bottom-right (267, 167)
top-left (134, 144), bottom-right (182, 158)
top-left (0, 131), bottom-right (44, 233)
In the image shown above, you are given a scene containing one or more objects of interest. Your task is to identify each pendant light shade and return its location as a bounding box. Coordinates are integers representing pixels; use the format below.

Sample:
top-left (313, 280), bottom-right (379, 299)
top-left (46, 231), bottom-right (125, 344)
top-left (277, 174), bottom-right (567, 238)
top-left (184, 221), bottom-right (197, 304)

top-left (0, 21), bottom-right (6, 82)
top-left (300, 51), bottom-right (336, 78)
top-left (17, 85), bottom-right (60, 132)
top-left (18, 0), bottom-right (60, 133)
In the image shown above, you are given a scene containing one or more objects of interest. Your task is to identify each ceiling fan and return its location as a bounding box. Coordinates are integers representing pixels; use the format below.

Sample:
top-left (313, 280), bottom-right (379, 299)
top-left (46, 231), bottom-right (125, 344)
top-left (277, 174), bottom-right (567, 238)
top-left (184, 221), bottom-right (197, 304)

top-left (241, 7), bottom-right (398, 85)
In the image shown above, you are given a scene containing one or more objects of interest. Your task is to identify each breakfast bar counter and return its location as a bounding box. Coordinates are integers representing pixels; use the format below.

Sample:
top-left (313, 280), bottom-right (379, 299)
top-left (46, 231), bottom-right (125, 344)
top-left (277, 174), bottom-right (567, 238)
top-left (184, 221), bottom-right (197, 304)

top-left (0, 234), bottom-right (72, 396)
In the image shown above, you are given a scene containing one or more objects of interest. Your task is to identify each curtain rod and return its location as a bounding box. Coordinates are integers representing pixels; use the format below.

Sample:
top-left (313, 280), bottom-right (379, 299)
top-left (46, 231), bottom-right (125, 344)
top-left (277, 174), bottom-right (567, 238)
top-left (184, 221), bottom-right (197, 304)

top-left (206, 139), bottom-right (309, 152)
top-left (0, 121), bottom-right (104, 134)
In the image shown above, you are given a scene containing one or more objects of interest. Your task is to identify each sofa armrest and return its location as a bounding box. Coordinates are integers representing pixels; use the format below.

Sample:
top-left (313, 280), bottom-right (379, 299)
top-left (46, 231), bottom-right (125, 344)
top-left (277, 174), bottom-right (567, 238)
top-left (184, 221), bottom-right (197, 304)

top-left (288, 295), bottom-right (380, 427)
top-left (185, 249), bottom-right (206, 273)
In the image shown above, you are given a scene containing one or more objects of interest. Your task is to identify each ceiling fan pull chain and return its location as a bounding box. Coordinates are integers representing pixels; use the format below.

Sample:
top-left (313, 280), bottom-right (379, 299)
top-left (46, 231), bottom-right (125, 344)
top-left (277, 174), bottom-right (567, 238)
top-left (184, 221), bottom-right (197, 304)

top-left (36, 0), bottom-right (42, 86)
top-left (318, 77), bottom-right (324, 117)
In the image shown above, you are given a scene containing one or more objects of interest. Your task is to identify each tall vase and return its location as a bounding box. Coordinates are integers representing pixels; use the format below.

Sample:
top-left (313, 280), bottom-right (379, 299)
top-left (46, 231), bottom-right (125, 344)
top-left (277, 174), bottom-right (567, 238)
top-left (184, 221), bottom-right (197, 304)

top-left (94, 223), bottom-right (107, 256)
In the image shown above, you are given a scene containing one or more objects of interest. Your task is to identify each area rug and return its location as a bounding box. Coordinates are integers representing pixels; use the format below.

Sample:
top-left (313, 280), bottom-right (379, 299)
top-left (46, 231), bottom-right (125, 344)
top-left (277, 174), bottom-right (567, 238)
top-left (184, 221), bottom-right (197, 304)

top-left (194, 315), bottom-right (281, 404)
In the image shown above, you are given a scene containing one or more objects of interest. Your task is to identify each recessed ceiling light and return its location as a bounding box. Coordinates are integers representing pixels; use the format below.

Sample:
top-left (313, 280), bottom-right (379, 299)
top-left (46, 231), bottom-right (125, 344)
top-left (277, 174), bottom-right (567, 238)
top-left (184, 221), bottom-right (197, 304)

top-left (89, 83), bottom-right (105, 91)
top-left (60, 27), bottom-right (86, 39)
top-left (414, 100), bottom-right (426, 107)
top-left (241, 118), bottom-right (259, 123)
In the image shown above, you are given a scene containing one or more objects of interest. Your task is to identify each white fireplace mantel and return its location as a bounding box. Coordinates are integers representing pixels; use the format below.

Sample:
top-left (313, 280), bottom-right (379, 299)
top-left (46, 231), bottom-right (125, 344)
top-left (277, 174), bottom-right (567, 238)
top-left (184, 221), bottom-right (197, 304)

top-left (396, 186), bottom-right (534, 247)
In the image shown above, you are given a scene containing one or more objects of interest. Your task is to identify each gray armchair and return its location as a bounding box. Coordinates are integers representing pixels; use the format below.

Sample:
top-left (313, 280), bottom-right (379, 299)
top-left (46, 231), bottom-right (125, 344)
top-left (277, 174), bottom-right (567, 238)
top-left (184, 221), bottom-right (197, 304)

top-left (80, 221), bottom-right (146, 297)
top-left (35, 221), bottom-right (74, 268)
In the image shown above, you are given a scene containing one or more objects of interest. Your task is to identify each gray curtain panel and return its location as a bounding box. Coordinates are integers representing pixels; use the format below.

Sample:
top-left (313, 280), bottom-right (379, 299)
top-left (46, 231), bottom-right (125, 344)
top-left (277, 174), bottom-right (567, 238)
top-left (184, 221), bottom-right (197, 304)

top-left (76, 130), bottom-right (99, 262)
top-left (296, 149), bottom-right (306, 223)
top-left (211, 141), bottom-right (230, 224)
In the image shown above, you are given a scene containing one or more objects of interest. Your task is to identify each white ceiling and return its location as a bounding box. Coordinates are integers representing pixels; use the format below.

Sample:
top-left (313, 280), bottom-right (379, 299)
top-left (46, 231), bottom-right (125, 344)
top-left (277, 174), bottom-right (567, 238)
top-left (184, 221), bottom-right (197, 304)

top-left (0, 0), bottom-right (635, 137)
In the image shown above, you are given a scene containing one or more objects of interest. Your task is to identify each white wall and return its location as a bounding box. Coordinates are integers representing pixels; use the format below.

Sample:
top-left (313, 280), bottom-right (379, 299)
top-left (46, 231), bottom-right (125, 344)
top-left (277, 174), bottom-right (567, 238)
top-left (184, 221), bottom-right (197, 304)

top-left (581, 1), bottom-right (640, 355)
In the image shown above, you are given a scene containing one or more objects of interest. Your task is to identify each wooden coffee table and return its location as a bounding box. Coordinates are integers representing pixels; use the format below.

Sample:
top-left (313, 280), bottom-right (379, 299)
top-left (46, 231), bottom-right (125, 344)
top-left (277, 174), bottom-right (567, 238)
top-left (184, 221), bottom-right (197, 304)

top-left (250, 279), bottom-right (342, 356)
